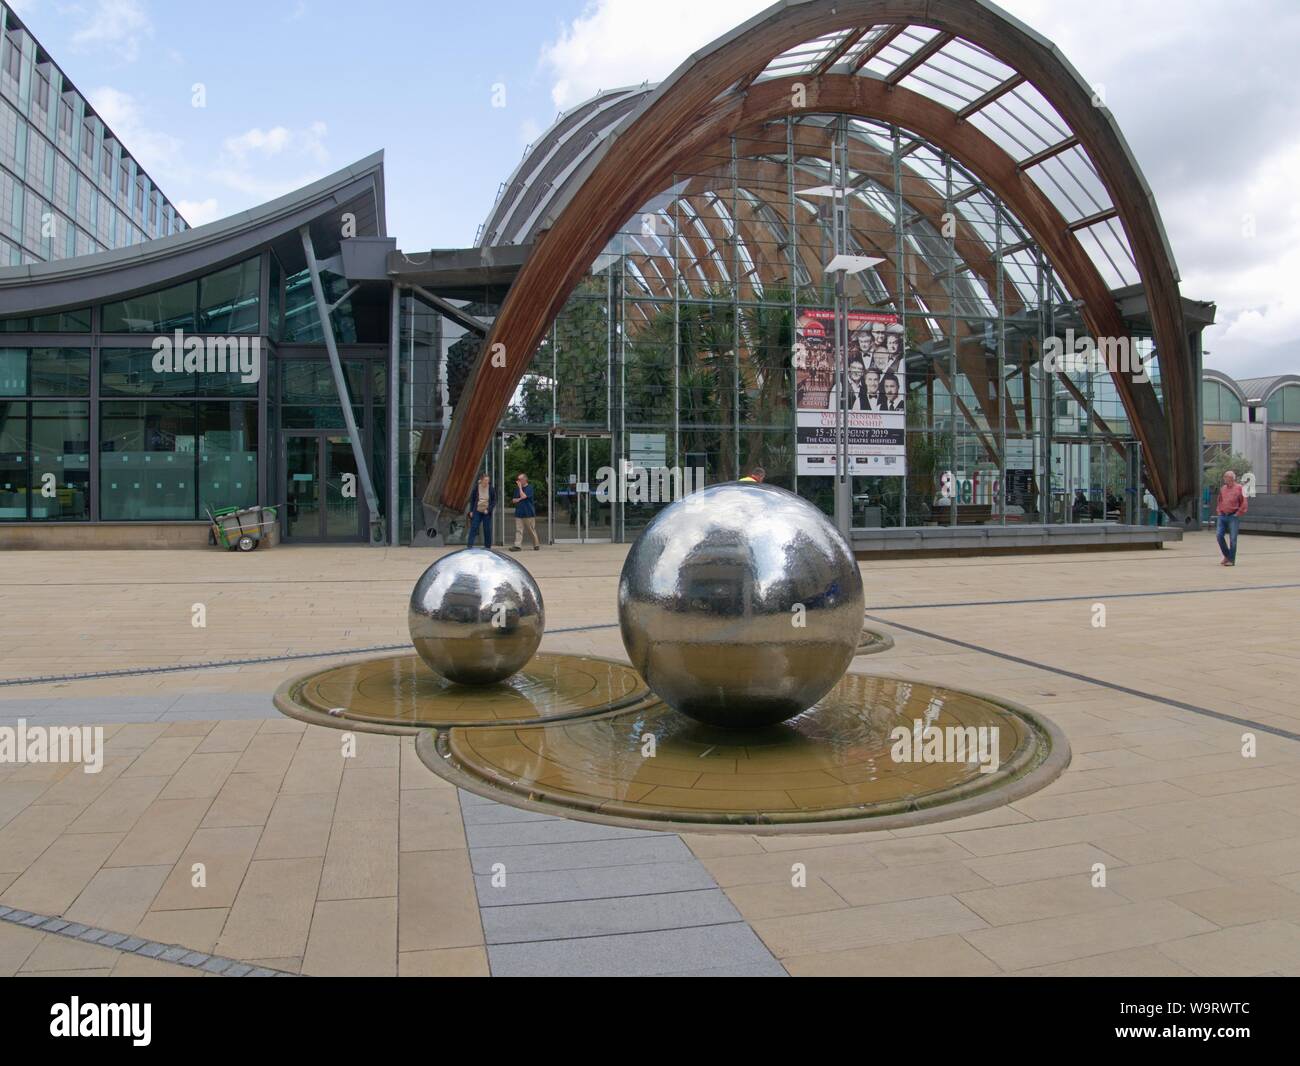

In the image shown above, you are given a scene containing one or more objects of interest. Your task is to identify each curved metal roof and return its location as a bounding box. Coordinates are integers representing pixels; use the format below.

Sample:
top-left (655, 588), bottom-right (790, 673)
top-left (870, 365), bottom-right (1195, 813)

top-left (0, 152), bottom-right (385, 316)
top-left (1202, 368), bottom-right (1247, 402)
top-left (478, 0), bottom-right (1176, 299)
top-left (479, 88), bottom-right (651, 248)
top-left (436, 0), bottom-right (1197, 518)
top-left (1236, 375), bottom-right (1300, 402)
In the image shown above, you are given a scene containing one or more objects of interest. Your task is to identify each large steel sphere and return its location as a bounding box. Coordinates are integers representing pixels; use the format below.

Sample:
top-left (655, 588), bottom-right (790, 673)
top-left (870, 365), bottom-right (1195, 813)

top-left (409, 549), bottom-right (545, 685)
top-left (618, 482), bottom-right (864, 727)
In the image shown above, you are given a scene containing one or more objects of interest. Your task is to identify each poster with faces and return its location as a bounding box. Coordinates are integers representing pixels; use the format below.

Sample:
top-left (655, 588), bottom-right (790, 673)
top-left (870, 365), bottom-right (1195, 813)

top-left (795, 310), bottom-right (906, 477)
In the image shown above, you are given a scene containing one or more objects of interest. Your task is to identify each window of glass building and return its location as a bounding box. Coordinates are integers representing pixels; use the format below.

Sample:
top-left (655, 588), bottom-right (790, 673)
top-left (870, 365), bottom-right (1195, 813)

top-left (0, 347), bottom-right (93, 521)
top-left (1266, 384), bottom-right (1300, 424)
top-left (1203, 380), bottom-right (1242, 423)
top-left (99, 400), bottom-right (257, 520)
top-left (100, 258), bottom-right (261, 334)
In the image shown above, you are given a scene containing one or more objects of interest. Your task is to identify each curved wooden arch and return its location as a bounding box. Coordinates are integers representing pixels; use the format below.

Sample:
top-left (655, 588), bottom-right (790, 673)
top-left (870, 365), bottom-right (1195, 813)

top-left (432, 0), bottom-right (1191, 518)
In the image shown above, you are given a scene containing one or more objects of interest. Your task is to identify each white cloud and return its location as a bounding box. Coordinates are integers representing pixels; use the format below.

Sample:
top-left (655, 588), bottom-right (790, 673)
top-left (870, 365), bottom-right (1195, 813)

top-left (87, 85), bottom-right (187, 181)
top-left (175, 197), bottom-right (220, 227)
top-left (540, 0), bottom-right (764, 110)
top-left (69, 0), bottom-right (154, 64)
top-left (210, 121), bottom-right (332, 203)
top-left (223, 126), bottom-right (293, 161)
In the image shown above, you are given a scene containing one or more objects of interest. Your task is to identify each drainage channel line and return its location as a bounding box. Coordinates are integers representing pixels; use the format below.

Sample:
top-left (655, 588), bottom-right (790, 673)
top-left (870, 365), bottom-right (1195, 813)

top-left (0, 623), bottom-right (621, 688)
top-left (0, 906), bottom-right (299, 976)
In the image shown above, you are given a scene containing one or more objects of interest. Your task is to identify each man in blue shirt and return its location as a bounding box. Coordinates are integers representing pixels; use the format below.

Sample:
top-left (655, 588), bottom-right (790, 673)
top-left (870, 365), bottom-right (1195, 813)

top-left (510, 472), bottom-right (541, 552)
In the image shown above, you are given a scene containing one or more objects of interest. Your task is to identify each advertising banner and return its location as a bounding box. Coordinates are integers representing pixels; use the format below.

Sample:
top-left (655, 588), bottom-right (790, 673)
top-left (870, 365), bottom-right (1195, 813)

top-left (794, 309), bottom-right (906, 477)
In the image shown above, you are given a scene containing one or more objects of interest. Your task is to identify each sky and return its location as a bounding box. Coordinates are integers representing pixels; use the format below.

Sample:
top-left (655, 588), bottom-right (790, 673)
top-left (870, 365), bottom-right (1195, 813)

top-left (10, 0), bottom-right (1300, 378)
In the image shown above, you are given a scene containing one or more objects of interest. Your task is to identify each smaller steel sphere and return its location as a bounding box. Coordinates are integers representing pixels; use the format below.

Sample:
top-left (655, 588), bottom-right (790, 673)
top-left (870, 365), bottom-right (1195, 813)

top-left (408, 549), bottom-right (545, 685)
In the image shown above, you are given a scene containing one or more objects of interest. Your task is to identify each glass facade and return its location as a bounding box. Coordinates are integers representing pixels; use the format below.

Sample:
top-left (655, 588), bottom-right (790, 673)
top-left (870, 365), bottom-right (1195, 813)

top-left (0, 255), bottom-right (268, 525)
top-left (481, 115), bottom-right (1155, 539)
top-left (0, 9), bottom-right (186, 268)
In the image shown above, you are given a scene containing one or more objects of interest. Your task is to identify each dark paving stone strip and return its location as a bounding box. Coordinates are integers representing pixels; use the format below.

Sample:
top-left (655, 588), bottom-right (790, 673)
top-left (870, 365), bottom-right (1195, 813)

top-left (460, 791), bottom-right (787, 977)
top-left (0, 906), bottom-right (297, 976)
top-left (866, 613), bottom-right (1300, 743)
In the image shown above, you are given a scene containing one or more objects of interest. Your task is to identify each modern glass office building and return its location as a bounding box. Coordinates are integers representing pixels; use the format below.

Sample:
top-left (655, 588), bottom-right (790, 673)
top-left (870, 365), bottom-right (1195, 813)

top-left (0, 0), bottom-right (1217, 552)
top-left (0, 6), bottom-right (186, 267)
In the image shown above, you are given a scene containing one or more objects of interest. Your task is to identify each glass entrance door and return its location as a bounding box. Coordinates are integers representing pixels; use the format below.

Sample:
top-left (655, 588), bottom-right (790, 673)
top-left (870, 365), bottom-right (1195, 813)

top-left (283, 431), bottom-right (365, 541)
top-left (552, 434), bottom-right (612, 543)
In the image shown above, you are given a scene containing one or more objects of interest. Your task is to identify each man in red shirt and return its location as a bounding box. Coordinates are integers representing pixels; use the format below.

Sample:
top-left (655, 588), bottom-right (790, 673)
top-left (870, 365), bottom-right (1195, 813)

top-left (1215, 470), bottom-right (1248, 566)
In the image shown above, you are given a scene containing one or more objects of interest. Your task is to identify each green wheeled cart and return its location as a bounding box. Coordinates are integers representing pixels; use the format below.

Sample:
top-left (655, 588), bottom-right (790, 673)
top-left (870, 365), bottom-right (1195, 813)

top-left (207, 505), bottom-right (278, 552)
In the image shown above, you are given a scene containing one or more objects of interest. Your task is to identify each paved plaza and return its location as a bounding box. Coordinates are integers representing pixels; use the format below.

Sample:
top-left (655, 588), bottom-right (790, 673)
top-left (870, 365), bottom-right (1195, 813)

top-left (2, 533), bottom-right (1299, 977)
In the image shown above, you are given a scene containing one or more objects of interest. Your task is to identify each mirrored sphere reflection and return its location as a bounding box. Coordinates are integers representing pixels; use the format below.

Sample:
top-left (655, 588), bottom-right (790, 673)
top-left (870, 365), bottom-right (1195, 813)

top-left (618, 483), bottom-right (865, 727)
top-left (409, 549), bottom-right (545, 685)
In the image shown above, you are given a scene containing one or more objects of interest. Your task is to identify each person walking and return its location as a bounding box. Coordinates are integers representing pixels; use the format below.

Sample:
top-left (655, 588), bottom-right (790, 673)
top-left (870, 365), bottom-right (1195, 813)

top-left (510, 472), bottom-right (541, 552)
top-left (1215, 469), bottom-right (1248, 566)
top-left (465, 473), bottom-right (496, 550)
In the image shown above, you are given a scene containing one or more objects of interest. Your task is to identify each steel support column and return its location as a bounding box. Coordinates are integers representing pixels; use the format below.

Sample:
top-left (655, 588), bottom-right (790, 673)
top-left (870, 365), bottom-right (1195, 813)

top-left (299, 225), bottom-right (383, 544)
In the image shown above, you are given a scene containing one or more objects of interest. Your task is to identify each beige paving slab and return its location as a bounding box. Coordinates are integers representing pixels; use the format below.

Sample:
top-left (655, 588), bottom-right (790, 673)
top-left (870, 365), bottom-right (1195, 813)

top-left (785, 933), bottom-right (1000, 977)
top-left (135, 907), bottom-right (230, 953)
top-left (824, 860), bottom-right (992, 908)
top-left (1155, 920), bottom-right (1300, 977)
top-left (1012, 944), bottom-right (1197, 976)
top-left (946, 811), bottom-right (1146, 857)
top-left (0, 803), bottom-right (84, 873)
top-left (279, 748), bottom-right (346, 796)
top-left (1, 831), bottom-right (123, 913)
top-left (302, 897), bottom-right (398, 976)
top-left (122, 735), bottom-right (203, 778)
top-left (398, 788), bottom-right (466, 853)
top-left (66, 774), bottom-right (169, 835)
top-left (398, 946), bottom-right (490, 977)
top-left (1170, 879), bottom-right (1300, 926)
top-left (105, 797), bottom-right (212, 868)
top-left (699, 841), bottom-right (903, 888)
top-left (318, 817), bottom-right (398, 900)
top-left (215, 856), bottom-right (322, 960)
top-left (195, 719), bottom-right (262, 754)
top-left (19, 934), bottom-right (124, 973)
top-left (254, 793), bottom-right (336, 860)
top-left (64, 863), bottom-right (171, 930)
top-left (150, 826), bottom-right (262, 911)
top-left (723, 876), bottom-right (848, 921)
top-left (397, 850), bottom-right (482, 951)
top-left (0, 921), bottom-right (45, 977)
top-left (232, 733), bottom-right (301, 776)
top-left (201, 772), bottom-right (282, 828)
top-left (158, 752), bottom-right (241, 801)
top-left (962, 842), bottom-right (1126, 887)
top-left (956, 873), bottom-right (1130, 926)
top-left (751, 894), bottom-right (988, 958)
top-left (962, 899), bottom-right (1217, 971)
top-left (333, 765), bottom-right (399, 822)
